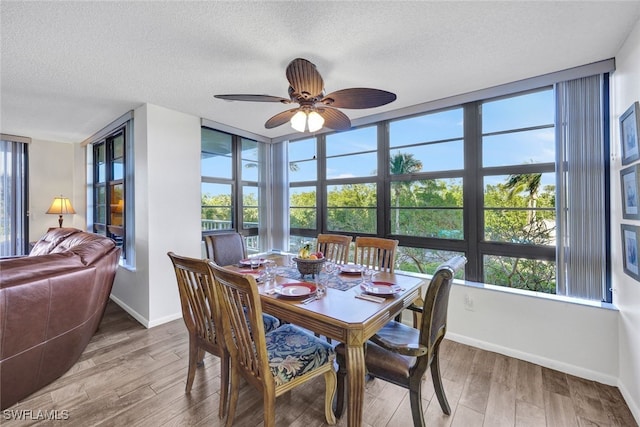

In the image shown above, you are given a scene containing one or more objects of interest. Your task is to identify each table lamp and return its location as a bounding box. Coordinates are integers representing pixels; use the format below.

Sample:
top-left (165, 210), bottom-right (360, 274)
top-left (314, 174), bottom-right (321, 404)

top-left (46, 195), bottom-right (76, 227)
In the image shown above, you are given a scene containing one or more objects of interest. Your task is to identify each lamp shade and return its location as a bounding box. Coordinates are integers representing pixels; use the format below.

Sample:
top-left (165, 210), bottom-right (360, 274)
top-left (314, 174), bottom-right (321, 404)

top-left (46, 196), bottom-right (76, 215)
top-left (290, 110), bottom-right (307, 132)
top-left (307, 111), bottom-right (324, 132)
top-left (46, 196), bottom-right (76, 227)
top-left (290, 110), bottom-right (325, 133)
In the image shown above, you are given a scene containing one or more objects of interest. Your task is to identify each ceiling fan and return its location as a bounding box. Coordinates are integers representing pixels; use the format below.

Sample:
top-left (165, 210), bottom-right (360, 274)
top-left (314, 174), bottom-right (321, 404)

top-left (214, 58), bottom-right (397, 133)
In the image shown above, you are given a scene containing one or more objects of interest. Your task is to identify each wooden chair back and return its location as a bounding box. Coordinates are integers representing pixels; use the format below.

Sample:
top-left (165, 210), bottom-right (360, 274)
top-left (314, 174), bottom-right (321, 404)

top-left (334, 255), bottom-right (466, 426)
top-left (416, 255), bottom-right (466, 373)
top-left (316, 233), bottom-right (352, 264)
top-left (203, 232), bottom-right (247, 266)
top-left (353, 236), bottom-right (399, 272)
top-left (167, 252), bottom-right (228, 417)
top-left (209, 263), bottom-right (337, 427)
top-left (209, 264), bottom-right (268, 387)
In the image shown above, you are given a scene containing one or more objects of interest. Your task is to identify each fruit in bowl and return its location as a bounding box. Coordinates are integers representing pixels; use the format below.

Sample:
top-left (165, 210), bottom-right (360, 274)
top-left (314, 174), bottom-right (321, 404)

top-left (294, 244), bottom-right (325, 278)
top-left (297, 244), bottom-right (323, 260)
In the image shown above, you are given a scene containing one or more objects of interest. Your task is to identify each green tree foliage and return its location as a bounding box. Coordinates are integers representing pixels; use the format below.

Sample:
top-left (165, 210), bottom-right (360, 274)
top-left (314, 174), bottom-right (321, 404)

top-left (289, 190), bottom-right (316, 229)
top-left (482, 173), bottom-right (556, 292)
top-left (201, 193), bottom-right (232, 222)
top-left (392, 179), bottom-right (463, 238)
top-left (201, 192), bottom-right (259, 227)
top-left (286, 172), bottom-right (556, 293)
top-left (327, 184), bottom-right (377, 233)
top-left (390, 152), bottom-right (423, 232)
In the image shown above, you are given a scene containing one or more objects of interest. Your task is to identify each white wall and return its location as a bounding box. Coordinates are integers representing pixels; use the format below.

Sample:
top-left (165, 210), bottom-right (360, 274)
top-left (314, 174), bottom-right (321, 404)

top-left (447, 284), bottom-right (618, 384)
top-left (611, 17), bottom-right (640, 423)
top-left (110, 103), bottom-right (202, 327)
top-left (28, 138), bottom-right (84, 239)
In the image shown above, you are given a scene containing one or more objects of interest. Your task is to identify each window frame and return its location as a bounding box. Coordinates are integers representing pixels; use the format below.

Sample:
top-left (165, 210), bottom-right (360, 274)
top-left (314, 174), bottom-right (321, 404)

top-left (201, 127), bottom-right (260, 245)
top-left (0, 135), bottom-right (29, 256)
top-left (91, 125), bottom-right (128, 260)
top-left (287, 82), bottom-right (609, 302)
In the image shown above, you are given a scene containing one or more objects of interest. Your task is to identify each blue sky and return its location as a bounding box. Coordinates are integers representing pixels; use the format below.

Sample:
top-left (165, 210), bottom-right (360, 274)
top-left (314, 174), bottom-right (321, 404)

top-left (289, 88), bottom-right (555, 186)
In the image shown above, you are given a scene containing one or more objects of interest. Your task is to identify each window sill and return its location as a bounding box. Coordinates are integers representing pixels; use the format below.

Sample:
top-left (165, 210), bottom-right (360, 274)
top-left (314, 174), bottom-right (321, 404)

top-left (397, 269), bottom-right (617, 311)
top-left (117, 260), bottom-right (136, 272)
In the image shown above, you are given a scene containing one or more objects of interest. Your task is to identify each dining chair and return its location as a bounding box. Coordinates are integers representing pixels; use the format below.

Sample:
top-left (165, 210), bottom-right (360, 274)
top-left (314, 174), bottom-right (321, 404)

top-left (167, 252), bottom-right (281, 418)
top-left (353, 236), bottom-right (399, 272)
top-left (203, 232), bottom-right (247, 267)
top-left (209, 263), bottom-right (337, 427)
top-left (167, 252), bottom-right (229, 418)
top-left (334, 256), bottom-right (467, 427)
top-left (316, 233), bottom-right (352, 264)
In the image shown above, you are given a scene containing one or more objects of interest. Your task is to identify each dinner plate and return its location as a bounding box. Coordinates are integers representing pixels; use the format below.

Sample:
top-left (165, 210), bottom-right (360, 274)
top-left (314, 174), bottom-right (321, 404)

top-left (340, 265), bottom-right (364, 274)
top-left (360, 281), bottom-right (400, 296)
top-left (239, 258), bottom-right (266, 266)
top-left (275, 283), bottom-right (317, 298)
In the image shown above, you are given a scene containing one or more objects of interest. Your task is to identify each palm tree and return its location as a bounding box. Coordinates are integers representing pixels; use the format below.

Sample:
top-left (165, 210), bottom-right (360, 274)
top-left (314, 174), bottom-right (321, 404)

top-left (389, 152), bottom-right (423, 233)
top-left (504, 173), bottom-right (542, 223)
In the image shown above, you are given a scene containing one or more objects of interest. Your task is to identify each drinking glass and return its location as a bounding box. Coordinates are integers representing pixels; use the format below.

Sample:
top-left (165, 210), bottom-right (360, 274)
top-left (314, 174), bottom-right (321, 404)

top-left (315, 272), bottom-right (327, 298)
top-left (249, 256), bottom-right (261, 270)
top-left (361, 267), bottom-right (374, 285)
top-left (263, 260), bottom-right (277, 282)
top-left (324, 260), bottom-right (337, 277)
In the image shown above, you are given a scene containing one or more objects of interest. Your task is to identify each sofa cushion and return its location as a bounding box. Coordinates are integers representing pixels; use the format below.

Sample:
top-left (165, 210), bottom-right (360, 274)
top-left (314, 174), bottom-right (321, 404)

top-left (29, 228), bottom-right (82, 256)
top-left (64, 239), bottom-right (116, 266)
top-left (0, 252), bottom-right (86, 288)
top-left (49, 232), bottom-right (116, 265)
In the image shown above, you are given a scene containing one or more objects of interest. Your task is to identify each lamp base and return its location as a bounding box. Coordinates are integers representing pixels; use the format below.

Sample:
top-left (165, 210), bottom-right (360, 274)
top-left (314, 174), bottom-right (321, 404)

top-left (58, 215), bottom-right (63, 228)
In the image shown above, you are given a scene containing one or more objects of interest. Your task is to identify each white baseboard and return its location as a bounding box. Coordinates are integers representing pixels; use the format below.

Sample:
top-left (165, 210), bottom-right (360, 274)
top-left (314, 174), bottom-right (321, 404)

top-left (446, 332), bottom-right (618, 386)
top-left (108, 295), bottom-right (182, 328)
top-left (618, 378), bottom-right (640, 426)
top-left (148, 311), bottom-right (183, 328)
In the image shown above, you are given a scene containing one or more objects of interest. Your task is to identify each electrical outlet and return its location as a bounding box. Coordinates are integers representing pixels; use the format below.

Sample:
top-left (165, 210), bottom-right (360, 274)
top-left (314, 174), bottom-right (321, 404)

top-left (464, 294), bottom-right (474, 311)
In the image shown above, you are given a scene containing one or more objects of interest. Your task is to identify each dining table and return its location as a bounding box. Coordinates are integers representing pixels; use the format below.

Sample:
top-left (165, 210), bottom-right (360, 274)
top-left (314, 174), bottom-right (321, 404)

top-left (227, 253), bottom-right (425, 427)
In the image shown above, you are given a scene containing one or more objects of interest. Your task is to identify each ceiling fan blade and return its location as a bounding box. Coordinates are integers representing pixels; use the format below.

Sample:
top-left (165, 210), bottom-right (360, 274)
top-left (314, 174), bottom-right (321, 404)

top-left (265, 108), bottom-right (300, 129)
top-left (318, 108), bottom-right (351, 131)
top-left (214, 94), bottom-right (291, 103)
top-left (321, 88), bottom-right (397, 109)
top-left (286, 58), bottom-right (324, 99)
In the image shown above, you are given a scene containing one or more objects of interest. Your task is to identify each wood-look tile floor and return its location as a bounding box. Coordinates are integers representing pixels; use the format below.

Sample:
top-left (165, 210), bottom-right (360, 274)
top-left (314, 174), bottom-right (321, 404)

top-left (4, 301), bottom-right (637, 427)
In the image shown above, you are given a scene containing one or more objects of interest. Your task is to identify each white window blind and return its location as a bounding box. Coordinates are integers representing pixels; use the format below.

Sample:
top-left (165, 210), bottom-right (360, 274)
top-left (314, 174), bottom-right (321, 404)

top-left (556, 74), bottom-right (607, 300)
top-left (1, 135), bottom-right (30, 255)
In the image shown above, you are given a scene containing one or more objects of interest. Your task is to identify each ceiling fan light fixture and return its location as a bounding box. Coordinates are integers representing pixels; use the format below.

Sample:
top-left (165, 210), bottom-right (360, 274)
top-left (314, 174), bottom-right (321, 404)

top-left (215, 58), bottom-right (395, 132)
top-left (307, 111), bottom-right (324, 132)
top-left (291, 110), bottom-right (307, 132)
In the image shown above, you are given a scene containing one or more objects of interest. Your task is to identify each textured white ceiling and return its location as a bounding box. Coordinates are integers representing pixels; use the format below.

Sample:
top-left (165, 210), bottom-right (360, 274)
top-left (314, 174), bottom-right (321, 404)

top-left (2, 1), bottom-right (640, 143)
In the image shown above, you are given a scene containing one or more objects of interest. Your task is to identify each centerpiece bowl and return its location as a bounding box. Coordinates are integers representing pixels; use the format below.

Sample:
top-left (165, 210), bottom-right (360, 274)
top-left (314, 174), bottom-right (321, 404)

top-left (293, 257), bottom-right (326, 278)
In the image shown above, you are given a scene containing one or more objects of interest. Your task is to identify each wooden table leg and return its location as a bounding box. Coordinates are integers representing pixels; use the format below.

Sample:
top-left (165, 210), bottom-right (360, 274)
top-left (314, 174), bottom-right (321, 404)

top-left (345, 342), bottom-right (366, 427)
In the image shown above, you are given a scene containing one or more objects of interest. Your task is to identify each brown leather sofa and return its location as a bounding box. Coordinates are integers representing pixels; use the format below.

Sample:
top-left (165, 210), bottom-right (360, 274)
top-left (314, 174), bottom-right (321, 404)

top-left (0, 228), bottom-right (121, 409)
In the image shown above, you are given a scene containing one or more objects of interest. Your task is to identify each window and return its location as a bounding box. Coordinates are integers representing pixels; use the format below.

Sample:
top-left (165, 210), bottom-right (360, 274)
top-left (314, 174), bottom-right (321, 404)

top-left (92, 128), bottom-right (127, 258)
top-left (287, 76), bottom-right (609, 302)
top-left (0, 135), bottom-right (29, 256)
top-left (202, 129), bottom-right (233, 231)
top-left (201, 128), bottom-right (262, 252)
top-left (87, 112), bottom-right (133, 265)
top-left (289, 137), bottom-right (318, 250)
top-left (479, 89), bottom-right (556, 292)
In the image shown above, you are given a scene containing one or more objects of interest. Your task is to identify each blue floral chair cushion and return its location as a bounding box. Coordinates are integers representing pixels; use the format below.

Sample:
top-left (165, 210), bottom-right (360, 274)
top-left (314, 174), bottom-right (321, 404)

top-left (261, 313), bottom-right (281, 333)
top-left (265, 324), bottom-right (335, 386)
top-left (241, 307), bottom-right (280, 333)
